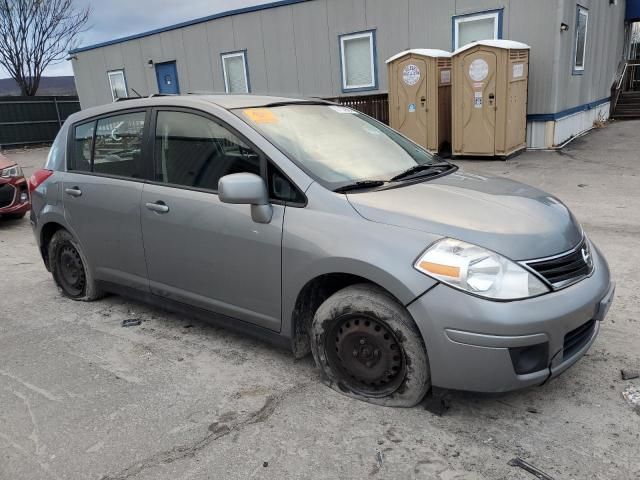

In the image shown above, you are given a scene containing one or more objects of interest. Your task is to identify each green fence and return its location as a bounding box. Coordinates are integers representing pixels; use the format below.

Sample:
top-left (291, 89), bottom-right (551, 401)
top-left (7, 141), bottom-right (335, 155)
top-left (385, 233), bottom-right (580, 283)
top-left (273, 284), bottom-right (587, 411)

top-left (0, 96), bottom-right (80, 147)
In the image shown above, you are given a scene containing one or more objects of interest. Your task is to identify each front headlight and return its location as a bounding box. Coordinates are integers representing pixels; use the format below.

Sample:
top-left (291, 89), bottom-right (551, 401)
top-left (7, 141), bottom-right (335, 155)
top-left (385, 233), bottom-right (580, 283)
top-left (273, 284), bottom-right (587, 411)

top-left (414, 238), bottom-right (550, 300)
top-left (0, 165), bottom-right (23, 178)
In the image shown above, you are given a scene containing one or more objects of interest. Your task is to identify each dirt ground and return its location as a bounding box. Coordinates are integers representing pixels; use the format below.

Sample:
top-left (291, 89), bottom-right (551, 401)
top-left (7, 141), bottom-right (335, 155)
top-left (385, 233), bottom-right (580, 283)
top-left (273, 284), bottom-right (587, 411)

top-left (1, 120), bottom-right (639, 480)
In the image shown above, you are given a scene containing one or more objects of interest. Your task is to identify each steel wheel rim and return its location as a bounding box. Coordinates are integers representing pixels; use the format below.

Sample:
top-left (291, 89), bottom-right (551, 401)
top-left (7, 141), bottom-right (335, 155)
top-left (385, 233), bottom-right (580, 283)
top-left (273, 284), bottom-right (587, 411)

top-left (325, 314), bottom-right (406, 397)
top-left (57, 244), bottom-right (86, 297)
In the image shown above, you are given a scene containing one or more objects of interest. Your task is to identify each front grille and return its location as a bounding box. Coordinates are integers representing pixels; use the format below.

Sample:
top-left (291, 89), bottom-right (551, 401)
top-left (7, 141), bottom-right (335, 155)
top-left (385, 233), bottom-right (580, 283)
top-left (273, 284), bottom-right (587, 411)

top-left (0, 184), bottom-right (16, 208)
top-left (563, 319), bottom-right (596, 359)
top-left (524, 239), bottom-right (592, 289)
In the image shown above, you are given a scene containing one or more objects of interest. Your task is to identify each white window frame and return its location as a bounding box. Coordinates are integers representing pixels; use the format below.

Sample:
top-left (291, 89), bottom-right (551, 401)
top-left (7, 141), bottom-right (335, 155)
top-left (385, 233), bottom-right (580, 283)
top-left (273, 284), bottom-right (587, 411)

top-left (107, 70), bottom-right (128, 102)
top-left (573, 5), bottom-right (589, 74)
top-left (221, 51), bottom-right (250, 94)
top-left (339, 30), bottom-right (377, 92)
top-left (453, 11), bottom-right (500, 50)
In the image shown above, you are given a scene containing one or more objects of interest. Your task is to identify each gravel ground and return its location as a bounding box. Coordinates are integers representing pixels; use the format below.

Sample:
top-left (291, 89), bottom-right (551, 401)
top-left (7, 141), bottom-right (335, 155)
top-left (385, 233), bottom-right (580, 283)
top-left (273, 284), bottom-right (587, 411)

top-left (1, 120), bottom-right (639, 480)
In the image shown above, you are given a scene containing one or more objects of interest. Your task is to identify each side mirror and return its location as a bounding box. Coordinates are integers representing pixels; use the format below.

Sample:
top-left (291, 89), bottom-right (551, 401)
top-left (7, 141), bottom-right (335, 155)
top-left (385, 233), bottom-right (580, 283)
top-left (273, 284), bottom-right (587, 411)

top-left (218, 173), bottom-right (273, 224)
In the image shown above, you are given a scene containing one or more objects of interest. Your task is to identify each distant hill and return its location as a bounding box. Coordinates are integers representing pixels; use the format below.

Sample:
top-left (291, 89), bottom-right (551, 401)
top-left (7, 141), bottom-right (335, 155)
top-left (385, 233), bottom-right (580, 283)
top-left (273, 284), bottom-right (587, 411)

top-left (0, 76), bottom-right (77, 96)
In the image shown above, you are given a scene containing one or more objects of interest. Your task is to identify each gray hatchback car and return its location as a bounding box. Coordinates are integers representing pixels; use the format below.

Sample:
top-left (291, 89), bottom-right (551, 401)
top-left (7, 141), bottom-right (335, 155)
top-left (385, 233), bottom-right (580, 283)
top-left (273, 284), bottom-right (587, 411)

top-left (30, 95), bottom-right (615, 407)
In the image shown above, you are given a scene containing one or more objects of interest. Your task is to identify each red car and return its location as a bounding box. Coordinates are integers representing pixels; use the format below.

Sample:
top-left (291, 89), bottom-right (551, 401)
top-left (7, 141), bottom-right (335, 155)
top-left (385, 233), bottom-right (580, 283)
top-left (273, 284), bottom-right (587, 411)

top-left (0, 152), bottom-right (30, 219)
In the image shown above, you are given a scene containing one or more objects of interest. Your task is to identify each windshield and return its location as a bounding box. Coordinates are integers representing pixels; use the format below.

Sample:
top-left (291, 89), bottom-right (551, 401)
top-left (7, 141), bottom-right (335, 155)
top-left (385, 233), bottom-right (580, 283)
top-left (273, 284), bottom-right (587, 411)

top-left (235, 104), bottom-right (445, 191)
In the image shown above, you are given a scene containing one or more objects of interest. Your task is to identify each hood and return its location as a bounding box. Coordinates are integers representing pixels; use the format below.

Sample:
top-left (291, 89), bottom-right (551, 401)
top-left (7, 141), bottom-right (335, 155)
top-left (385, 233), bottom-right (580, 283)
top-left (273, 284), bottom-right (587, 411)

top-left (347, 171), bottom-right (583, 260)
top-left (0, 153), bottom-right (16, 170)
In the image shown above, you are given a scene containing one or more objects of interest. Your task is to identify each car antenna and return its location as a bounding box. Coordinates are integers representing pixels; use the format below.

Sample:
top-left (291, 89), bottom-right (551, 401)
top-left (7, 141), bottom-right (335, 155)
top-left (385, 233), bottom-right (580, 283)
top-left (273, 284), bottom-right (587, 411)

top-left (131, 88), bottom-right (143, 98)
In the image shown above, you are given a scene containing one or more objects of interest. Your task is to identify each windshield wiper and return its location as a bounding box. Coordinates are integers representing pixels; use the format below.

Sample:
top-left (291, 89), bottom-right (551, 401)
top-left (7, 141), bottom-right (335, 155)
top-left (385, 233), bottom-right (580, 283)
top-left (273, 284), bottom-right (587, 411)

top-left (333, 180), bottom-right (386, 193)
top-left (389, 162), bottom-right (454, 182)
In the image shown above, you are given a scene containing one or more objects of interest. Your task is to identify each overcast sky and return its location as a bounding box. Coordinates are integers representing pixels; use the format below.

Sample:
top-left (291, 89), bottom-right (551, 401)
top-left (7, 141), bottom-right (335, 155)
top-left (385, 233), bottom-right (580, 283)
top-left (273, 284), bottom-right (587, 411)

top-left (1, 0), bottom-right (271, 78)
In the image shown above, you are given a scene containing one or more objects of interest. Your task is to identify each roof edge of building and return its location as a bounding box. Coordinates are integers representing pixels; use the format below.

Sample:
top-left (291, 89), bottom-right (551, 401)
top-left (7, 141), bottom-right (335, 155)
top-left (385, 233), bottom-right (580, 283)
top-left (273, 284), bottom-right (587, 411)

top-left (69, 0), bottom-right (311, 55)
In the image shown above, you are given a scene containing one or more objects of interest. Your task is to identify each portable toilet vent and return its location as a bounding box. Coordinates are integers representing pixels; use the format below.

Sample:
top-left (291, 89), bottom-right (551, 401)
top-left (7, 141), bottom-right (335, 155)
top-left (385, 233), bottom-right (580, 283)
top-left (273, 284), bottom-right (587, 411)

top-left (451, 40), bottom-right (530, 158)
top-left (386, 49), bottom-right (452, 155)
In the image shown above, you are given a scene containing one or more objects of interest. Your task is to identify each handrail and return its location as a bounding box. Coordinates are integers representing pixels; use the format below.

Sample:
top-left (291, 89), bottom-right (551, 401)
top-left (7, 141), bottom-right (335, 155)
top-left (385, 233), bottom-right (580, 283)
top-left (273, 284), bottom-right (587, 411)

top-left (611, 61), bottom-right (640, 114)
top-left (616, 61), bottom-right (640, 90)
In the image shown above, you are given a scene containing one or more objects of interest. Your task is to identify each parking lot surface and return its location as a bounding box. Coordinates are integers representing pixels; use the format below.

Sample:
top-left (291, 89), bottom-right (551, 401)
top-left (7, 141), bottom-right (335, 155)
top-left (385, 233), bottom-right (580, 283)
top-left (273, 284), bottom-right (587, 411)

top-left (1, 120), bottom-right (639, 480)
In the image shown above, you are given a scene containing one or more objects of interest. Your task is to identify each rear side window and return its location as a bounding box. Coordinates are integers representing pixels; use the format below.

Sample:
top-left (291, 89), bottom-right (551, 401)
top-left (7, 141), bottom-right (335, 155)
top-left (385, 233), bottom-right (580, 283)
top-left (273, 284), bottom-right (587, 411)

top-left (154, 110), bottom-right (260, 191)
top-left (69, 111), bottom-right (146, 179)
top-left (93, 112), bottom-right (146, 178)
top-left (71, 122), bottom-right (94, 172)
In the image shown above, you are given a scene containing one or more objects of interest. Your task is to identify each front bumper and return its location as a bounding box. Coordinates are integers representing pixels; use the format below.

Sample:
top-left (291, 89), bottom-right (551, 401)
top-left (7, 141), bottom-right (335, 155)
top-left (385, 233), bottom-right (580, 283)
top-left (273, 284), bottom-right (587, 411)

top-left (0, 177), bottom-right (30, 216)
top-left (408, 243), bottom-right (614, 392)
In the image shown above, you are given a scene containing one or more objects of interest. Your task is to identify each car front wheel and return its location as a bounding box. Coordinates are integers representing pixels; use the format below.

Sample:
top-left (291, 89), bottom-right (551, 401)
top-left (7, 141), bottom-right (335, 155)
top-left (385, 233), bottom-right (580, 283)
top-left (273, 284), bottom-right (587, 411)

top-left (310, 283), bottom-right (430, 407)
top-left (48, 229), bottom-right (103, 301)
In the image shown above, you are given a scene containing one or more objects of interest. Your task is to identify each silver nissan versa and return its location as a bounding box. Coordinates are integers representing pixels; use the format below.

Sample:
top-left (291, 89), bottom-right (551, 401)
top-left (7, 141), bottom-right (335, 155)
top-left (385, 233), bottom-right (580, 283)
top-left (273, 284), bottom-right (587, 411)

top-left (30, 95), bottom-right (615, 407)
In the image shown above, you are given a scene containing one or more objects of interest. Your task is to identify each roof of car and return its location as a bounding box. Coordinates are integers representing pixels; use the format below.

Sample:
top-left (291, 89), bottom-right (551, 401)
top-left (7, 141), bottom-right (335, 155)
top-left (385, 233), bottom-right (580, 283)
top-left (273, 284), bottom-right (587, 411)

top-left (67, 94), bottom-right (324, 124)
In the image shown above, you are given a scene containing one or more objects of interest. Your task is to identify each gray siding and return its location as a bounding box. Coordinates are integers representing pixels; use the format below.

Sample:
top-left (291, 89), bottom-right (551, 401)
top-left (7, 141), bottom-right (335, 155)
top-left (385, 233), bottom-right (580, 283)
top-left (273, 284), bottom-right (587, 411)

top-left (72, 0), bottom-right (626, 117)
top-left (552, 0), bottom-right (626, 114)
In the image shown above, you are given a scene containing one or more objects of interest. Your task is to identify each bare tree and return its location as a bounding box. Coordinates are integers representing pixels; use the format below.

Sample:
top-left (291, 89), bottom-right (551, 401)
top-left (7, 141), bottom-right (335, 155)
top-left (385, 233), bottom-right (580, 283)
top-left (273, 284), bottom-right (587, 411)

top-left (0, 0), bottom-right (90, 96)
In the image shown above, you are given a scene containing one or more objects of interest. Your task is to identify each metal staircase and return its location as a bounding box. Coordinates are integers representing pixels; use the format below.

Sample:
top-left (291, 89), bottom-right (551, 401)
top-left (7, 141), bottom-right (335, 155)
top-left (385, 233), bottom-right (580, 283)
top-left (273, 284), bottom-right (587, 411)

top-left (611, 61), bottom-right (640, 119)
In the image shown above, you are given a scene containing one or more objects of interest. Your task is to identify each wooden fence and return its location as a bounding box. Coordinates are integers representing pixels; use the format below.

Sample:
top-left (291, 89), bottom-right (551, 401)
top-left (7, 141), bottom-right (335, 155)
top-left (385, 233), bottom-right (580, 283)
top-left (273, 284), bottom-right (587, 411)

top-left (324, 94), bottom-right (389, 125)
top-left (0, 96), bottom-right (81, 147)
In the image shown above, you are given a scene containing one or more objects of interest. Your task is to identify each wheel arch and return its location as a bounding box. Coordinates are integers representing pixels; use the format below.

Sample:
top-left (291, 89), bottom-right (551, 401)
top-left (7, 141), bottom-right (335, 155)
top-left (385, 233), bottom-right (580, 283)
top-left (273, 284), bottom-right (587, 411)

top-left (39, 221), bottom-right (67, 271)
top-left (287, 261), bottom-right (420, 359)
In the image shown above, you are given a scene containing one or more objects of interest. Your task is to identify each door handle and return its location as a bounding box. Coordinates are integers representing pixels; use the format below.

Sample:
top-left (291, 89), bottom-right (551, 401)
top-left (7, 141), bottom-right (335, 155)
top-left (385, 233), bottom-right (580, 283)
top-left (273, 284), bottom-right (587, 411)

top-left (65, 187), bottom-right (82, 197)
top-left (145, 201), bottom-right (169, 213)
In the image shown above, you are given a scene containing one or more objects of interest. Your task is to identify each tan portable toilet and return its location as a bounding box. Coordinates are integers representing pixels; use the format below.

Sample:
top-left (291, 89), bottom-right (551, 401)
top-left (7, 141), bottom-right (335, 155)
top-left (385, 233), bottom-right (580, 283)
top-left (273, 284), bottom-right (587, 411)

top-left (451, 40), bottom-right (530, 158)
top-left (386, 49), bottom-right (452, 154)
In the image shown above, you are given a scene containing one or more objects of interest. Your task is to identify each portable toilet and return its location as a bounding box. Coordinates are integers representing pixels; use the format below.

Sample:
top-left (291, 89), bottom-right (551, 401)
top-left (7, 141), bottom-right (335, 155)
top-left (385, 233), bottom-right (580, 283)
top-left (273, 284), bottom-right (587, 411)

top-left (386, 49), bottom-right (452, 155)
top-left (451, 40), bottom-right (530, 158)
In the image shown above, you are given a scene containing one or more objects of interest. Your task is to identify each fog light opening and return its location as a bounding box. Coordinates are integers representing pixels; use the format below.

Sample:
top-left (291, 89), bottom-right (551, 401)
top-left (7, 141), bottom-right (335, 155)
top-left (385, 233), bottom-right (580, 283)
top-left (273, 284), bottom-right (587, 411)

top-left (509, 342), bottom-right (549, 375)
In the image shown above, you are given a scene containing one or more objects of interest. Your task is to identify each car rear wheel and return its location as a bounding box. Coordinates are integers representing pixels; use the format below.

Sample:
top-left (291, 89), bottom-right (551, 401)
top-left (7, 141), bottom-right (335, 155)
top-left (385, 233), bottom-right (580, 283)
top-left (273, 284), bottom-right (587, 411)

top-left (48, 229), bottom-right (103, 301)
top-left (310, 283), bottom-right (430, 407)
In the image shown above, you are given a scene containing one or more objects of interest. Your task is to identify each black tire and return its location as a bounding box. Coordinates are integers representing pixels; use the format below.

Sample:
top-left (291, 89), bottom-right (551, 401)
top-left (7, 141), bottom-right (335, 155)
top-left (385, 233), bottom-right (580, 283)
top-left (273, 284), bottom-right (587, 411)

top-left (2, 212), bottom-right (26, 220)
top-left (48, 229), bottom-right (104, 301)
top-left (310, 283), bottom-right (430, 407)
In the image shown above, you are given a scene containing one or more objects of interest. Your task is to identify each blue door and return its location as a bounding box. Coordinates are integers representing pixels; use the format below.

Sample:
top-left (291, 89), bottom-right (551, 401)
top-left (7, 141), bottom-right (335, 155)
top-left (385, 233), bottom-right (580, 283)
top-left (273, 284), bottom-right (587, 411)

top-left (155, 61), bottom-right (179, 94)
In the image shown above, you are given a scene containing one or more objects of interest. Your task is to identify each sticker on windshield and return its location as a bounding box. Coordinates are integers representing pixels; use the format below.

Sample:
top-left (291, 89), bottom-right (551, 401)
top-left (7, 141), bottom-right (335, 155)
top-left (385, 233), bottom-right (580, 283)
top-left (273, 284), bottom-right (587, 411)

top-left (243, 108), bottom-right (279, 124)
top-left (329, 106), bottom-right (357, 114)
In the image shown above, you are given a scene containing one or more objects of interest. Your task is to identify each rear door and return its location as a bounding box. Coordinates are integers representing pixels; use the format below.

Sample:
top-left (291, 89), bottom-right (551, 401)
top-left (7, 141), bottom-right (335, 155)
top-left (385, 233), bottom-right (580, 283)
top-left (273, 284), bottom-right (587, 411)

top-left (63, 110), bottom-right (149, 291)
top-left (461, 50), bottom-right (497, 155)
top-left (140, 108), bottom-right (284, 331)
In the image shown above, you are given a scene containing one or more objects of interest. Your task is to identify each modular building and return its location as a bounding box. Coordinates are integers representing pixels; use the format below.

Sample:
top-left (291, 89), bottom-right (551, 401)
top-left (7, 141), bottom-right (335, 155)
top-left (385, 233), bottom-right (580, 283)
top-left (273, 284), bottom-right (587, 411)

top-left (69, 0), bottom-right (627, 149)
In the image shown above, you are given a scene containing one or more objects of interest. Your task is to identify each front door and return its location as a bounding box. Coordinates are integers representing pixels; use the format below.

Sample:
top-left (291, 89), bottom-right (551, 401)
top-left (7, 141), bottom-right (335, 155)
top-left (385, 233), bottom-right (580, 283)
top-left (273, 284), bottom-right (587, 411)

top-left (155, 61), bottom-right (180, 94)
top-left (461, 50), bottom-right (497, 155)
top-left (394, 57), bottom-right (428, 147)
top-left (63, 111), bottom-right (149, 291)
top-left (140, 109), bottom-right (283, 331)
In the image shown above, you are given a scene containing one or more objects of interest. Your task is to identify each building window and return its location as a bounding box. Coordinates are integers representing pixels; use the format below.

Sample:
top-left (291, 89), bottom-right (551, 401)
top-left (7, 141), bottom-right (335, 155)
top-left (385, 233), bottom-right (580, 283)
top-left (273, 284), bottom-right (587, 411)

top-left (453, 10), bottom-right (502, 50)
top-left (573, 5), bottom-right (589, 74)
top-left (221, 51), bottom-right (250, 93)
top-left (339, 30), bottom-right (377, 92)
top-left (107, 70), bottom-right (128, 101)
